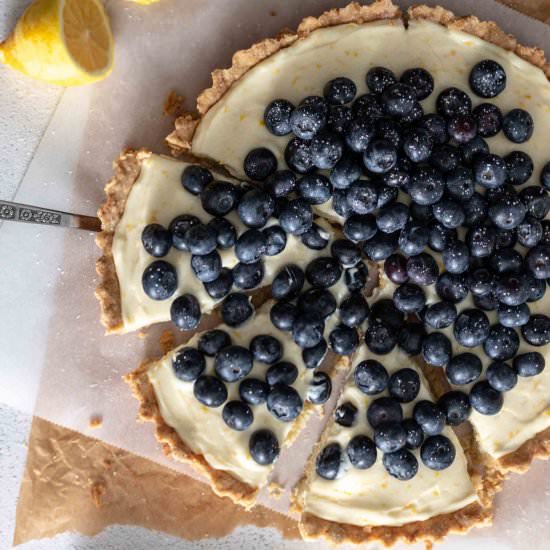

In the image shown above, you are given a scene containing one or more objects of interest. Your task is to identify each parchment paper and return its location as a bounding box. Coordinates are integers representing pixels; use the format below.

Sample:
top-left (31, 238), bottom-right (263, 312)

top-left (2, 0), bottom-right (550, 537)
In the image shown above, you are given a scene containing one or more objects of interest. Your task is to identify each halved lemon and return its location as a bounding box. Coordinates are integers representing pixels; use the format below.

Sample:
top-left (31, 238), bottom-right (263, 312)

top-left (0, 0), bottom-right (114, 86)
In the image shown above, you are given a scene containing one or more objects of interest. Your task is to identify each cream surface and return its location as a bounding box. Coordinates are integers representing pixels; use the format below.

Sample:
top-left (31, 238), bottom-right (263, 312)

top-left (302, 344), bottom-right (476, 527)
top-left (192, 19), bottom-right (550, 223)
top-left (377, 272), bottom-right (550, 459)
top-left (112, 154), bottom-right (334, 332)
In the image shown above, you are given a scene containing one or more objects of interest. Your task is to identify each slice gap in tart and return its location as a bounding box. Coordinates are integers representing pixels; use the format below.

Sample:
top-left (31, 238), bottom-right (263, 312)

top-left (293, 343), bottom-right (492, 546)
top-left (125, 299), bottom-right (352, 508)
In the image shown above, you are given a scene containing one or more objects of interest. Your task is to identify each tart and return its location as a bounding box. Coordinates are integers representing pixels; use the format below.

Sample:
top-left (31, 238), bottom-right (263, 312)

top-left (95, 0), bottom-right (550, 545)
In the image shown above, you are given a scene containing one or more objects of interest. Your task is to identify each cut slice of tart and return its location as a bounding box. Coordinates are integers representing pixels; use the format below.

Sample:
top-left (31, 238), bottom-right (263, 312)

top-left (96, 150), bottom-right (338, 333)
top-left (293, 344), bottom-right (491, 545)
top-left (126, 299), bottom-right (349, 507)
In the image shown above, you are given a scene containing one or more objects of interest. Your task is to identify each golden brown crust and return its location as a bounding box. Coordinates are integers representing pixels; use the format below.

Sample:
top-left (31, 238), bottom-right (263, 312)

top-left (125, 358), bottom-right (260, 509)
top-left (95, 149), bottom-right (150, 333)
top-left (166, 0), bottom-right (401, 155)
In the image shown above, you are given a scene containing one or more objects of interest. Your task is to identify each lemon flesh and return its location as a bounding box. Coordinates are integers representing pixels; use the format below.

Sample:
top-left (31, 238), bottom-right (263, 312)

top-left (0, 0), bottom-right (114, 86)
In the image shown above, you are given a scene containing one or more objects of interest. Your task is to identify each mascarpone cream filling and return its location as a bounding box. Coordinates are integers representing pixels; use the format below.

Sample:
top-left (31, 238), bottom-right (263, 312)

top-left (302, 345), bottom-right (476, 527)
top-left (192, 19), bottom-right (550, 223)
top-left (112, 154), bottom-right (335, 332)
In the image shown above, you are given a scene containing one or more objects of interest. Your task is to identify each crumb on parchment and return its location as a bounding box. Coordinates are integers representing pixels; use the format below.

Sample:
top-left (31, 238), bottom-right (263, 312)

top-left (90, 481), bottom-right (106, 509)
top-left (89, 415), bottom-right (103, 429)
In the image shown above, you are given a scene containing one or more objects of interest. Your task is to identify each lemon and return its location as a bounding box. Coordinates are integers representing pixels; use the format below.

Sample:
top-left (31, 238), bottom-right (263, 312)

top-left (0, 0), bottom-right (114, 86)
top-left (127, 0), bottom-right (160, 4)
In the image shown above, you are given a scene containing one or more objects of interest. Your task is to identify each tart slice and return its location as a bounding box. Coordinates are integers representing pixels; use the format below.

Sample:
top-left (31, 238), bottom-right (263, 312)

top-left (294, 344), bottom-right (491, 545)
top-left (96, 150), bottom-right (337, 333)
top-left (126, 300), bottom-right (347, 507)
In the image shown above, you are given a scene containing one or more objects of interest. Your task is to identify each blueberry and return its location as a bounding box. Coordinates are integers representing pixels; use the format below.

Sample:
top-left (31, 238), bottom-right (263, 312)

top-left (264, 99), bottom-right (294, 136)
top-left (403, 128), bottom-right (434, 163)
top-left (343, 214), bottom-right (377, 242)
top-left (298, 288), bottom-right (337, 319)
top-left (436, 87), bottom-right (472, 118)
top-left (521, 314), bottom-right (550, 346)
top-left (263, 225), bottom-right (287, 256)
top-left (428, 221), bottom-right (457, 253)
top-left (270, 300), bottom-right (297, 331)
top-left (208, 217), bottom-right (237, 249)
top-left (330, 153), bottom-right (363, 189)
top-left (250, 334), bottom-right (282, 365)
top-left (541, 162), bottom-right (550, 190)
top-left (221, 293), bottom-right (254, 327)
top-left (142, 260), bottom-right (177, 300)
top-left (346, 179), bottom-right (379, 214)
top-left (191, 251), bottom-right (222, 283)
top-left (284, 137), bottom-right (314, 174)
top-left (366, 66), bottom-right (396, 93)
top-left (181, 165), bottom-right (213, 195)
top-left (169, 214), bottom-right (200, 251)
top-left (328, 325), bottom-right (359, 355)
top-left (204, 268), bottom-right (233, 299)
top-left (222, 401), bottom-right (253, 431)
top-left (266, 361), bottom-right (298, 386)
top-left (489, 247), bottom-right (523, 275)
top-left (438, 391), bottom-right (471, 426)
top-left (470, 380), bottom-right (503, 415)
top-left (494, 227), bottom-right (518, 249)
top-left (182, 223), bottom-right (217, 256)
top-left (292, 313), bottom-right (325, 349)
top-left (310, 130), bottom-right (344, 170)
top-left (376, 202), bottom-right (409, 234)
top-left (354, 359), bottom-right (388, 395)
top-left (466, 226), bottom-right (496, 258)
top-left (198, 329), bottom-right (231, 356)
top-left (495, 273), bottom-right (530, 306)
top-left (463, 192), bottom-right (488, 227)
top-left (446, 353), bottom-right (482, 385)
top-left (237, 189), bottom-right (275, 228)
top-left (290, 104), bottom-right (326, 140)
top-left (489, 193), bottom-right (526, 230)
top-left (369, 299), bottom-right (404, 331)
top-left (469, 59), bottom-right (506, 97)
top-left (388, 368), bottom-right (420, 403)
top-left (300, 224), bottom-right (330, 251)
top-left (407, 252), bottom-right (439, 285)
top-left (141, 224), bottom-right (172, 257)
top-left (339, 293), bottom-right (369, 328)
top-left (513, 352), bottom-right (545, 377)
top-left (374, 422), bottom-right (407, 453)
top-left (267, 384), bottom-right (303, 422)
top-left (398, 321), bottom-right (427, 355)
top-left (422, 332), bottom-right (452, 367)
top-left (401, 419), bottom-right (423, 450)
top-left (214, 345), bottom-right (253, 383)
top-left (436, 272), bottom-right (469, 303)
top-left (344, 117), bottom-right (376, 153)
top-left (409, 165), bottom-right (445, 206)
top-left (413, 400), bottom-right (445, 435)
top-left (421, 435), bottom-right (456, 470)
top-left (297, 173), bottom-right (332, 205)
top-left (365, 322), bottom-right (397, 354)
top-left (497, 303), bottom-right (530, 328)
top-left (474, 291), bottom-right (500, 312)
top-left (381, 83), bottom-right (416, 116)
top-left (526, 245), bottom-right (550, 279)
top-left (453, 309), bottom-right (490, 347)
top-left (382, 448), bottom-right (418, 480)
top-left (484, 324), bottom-right (520, 360)
top-left (345, 262), bottom-right (369, 292)
top-left (335, 401), bottom-right (358, 427)
top-left (352, 93), bottom-right (384, 119)
top-left (305, 257), bottom-right (342, 289)
top-left (316, 443), bottom-right (342, 480)
top-left (543, 220), bottom-right (550, 245)
top-left (486, 361), bottom-right (517, 392)
top-left (327, 105), bottom-right (353, 134)
top-left (503, 151), bottom-right (533, 186)
top-left (347, 435), bottom-right (377, 469)
top-left (472, 153), bottom-right (507, 189)
top-left (431, 144), bottom-right (462, 174)
top-left (239, 378), bottom-right (269, 406)
top-left (433, 198), bottom-right (465, 229)
top-left (400, 67), bottom-right (434, 100)
top-left (419, 113), bottom-right (448, 144)
top-left (384, 253), bottom-right (408, 284)
top-left (170, 294), bottom-right (201, 330)
top-left (299, 95), bottom-right (329, 113)
top-left (473, 103), bottom-right (503, 137)
top-left (367, 397), bottom-right (403, 428)
top-left (442, 240), bottom-right (470, 274)
top-left (447, 114), bottom-right (478, 144)
top-left (502, 108), bottom-right (534, 143)
top-left (332, 188), bottom-right (353, 218)
top-left (201, 181), bottom-right (240, 216)
top-left (376, 117), bottom-right (403, 148)
top-left (526, 274), bottom-right (546, 302)
top-left (235, 229), bottom-right (267, 264)
top-left (271, 264), bottom-right (304, 300)
top-left (172, 347), bottom-right (205, 381)
top-left (264, 170), bottom-right (296, 197)
top-left (461, 135), bottom-right (490, 166)
top-left (520, 186), bottom-right (550, 220)
top-left (424, 301), bottom-right (457, 329)
top-left (193, 375), bottom-right (228, 408)
top-left (393, 283), bottom-right (426, 314)
top-left (323, 76), bottom-right (356, 105)
top-left (363, 139), bottom-right (397, 174)
top-left (278, 198), bottom-right (313, 235)
top-left (249, 429), bottom-right (279, 465)
top-left (307, 372), bottom-right (332, 405)
top-left (303, 339), bottom-right (328, 369)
